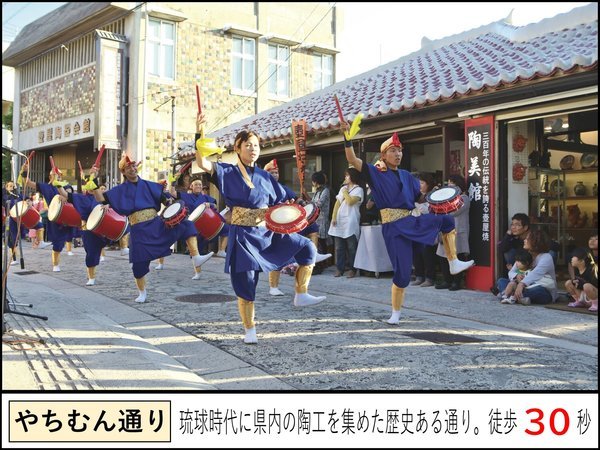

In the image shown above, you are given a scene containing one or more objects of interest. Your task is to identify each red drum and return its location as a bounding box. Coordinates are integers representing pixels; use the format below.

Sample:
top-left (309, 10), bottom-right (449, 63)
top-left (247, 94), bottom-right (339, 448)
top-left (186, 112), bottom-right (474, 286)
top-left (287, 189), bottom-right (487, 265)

top-left (426, 186), bottom-right (464, 214)
top-left (303, 202), bottom-right (321, 226)
top-left (9, 200), bottom-right (41, 229)
top-left (48, 195), bottom-right (82, 227)
top-left (160, 201), bottom-right (188, 228)
top-left (265, 203), bottom-right (307, 234)
top-left (87, 204), bottom-right (129, 241)
top-left (188, 203), bottom-right (224, 240)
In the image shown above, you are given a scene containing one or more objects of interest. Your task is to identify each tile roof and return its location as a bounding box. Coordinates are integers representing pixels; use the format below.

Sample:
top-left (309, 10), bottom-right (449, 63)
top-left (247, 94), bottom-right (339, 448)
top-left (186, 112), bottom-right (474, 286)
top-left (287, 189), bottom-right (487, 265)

top-left (177, 3), bottom-right (598, 158)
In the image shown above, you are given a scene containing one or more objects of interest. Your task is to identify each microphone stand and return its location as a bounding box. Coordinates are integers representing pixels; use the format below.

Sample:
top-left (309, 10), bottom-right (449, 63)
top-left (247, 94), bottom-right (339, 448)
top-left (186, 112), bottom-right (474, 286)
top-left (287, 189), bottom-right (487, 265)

top-left (2, 187), bottom-right (48, 333)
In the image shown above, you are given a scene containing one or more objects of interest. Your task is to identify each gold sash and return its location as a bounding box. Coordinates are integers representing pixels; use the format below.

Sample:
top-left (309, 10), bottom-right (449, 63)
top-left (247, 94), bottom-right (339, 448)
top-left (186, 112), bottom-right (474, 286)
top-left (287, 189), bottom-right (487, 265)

top-left (380, 208), bottom-right (412, 224)
top-left (231, 206), bottom-right (267, 227)
top-left (129, 208), bottom-right (157, 226)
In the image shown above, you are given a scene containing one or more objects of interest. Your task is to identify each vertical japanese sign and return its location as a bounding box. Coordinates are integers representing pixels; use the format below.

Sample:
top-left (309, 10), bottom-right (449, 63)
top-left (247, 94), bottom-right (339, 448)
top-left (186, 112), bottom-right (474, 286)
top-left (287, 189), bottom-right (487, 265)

top-left (465, 116), bottom-right (495, 291)
top-left (292, 119), bottom-right (307, 197)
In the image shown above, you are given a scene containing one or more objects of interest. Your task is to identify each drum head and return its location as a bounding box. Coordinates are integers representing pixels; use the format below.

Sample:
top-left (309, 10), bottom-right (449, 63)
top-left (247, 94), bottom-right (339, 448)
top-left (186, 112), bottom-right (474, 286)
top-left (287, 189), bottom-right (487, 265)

top-left (427, 187), bottom-right (460, 203)
top-left (163, 202), bottom-right (182, 219)
top-left (48, 195), bottom-right (63, 221)
top-left (189, 203), bottom-right (207, 221)
top-left (86, 204), bottom-right (105, 230)
top-left (304, 203), bottom-right (315, 217)
top-left (270, 205), bottom-right (303, 224)
top-left (9, 201), bottom-right (28, 218)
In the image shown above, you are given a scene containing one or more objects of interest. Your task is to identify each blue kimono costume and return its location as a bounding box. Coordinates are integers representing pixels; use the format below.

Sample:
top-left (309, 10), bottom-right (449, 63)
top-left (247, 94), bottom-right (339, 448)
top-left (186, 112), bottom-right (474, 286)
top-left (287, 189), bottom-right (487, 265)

top-left (104, 177), bottom-right (198, 278)
top-left (177, 191), bottom-right (229, 247)
top-left (37, 182), bottom-right (76, 252)
top-left (360, 164), bottom-right (455, 288)
top-left (68, 192), bottom-right (112, 268)
top-left (210, 162), bottom-right (316, 301)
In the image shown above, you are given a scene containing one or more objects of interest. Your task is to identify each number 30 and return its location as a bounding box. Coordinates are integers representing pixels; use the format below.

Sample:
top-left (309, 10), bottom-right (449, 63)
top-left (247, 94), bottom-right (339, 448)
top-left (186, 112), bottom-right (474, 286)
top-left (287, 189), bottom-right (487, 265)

top-left (525, 408), bottom-right (569, 435)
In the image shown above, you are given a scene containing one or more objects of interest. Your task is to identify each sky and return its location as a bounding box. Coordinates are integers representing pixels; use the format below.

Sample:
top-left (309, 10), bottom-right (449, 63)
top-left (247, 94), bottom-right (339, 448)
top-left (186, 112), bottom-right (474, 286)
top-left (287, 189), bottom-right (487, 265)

top-left (2, 2), bottom-right (593, 82)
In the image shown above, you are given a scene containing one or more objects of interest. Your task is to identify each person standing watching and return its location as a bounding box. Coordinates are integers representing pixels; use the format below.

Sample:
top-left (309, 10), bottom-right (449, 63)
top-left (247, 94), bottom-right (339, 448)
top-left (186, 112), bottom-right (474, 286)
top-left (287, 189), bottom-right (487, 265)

top-left (328, 168), bottom-right (364, 278)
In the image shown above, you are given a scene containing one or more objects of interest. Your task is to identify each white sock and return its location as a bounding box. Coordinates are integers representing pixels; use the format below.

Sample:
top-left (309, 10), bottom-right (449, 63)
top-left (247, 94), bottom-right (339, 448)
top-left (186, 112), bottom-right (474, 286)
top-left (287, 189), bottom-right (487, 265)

top-left (387, 310), bottom-right (402, 324)
top-left (135, 290), bottom-right (147, 303)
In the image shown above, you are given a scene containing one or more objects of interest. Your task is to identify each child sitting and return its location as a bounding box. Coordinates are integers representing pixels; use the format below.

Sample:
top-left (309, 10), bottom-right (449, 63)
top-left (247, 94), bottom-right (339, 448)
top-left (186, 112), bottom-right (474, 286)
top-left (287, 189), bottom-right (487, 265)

top-left (566, 247), bottom-right (598, 312)
top-left (500, 249), bottom-right (532, 304)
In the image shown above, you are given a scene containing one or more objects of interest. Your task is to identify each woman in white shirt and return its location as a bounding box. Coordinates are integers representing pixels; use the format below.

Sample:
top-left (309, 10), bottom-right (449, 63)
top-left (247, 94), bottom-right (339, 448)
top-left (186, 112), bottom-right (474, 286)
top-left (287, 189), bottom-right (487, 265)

top-left (328, 168), bottom-right (364, 278)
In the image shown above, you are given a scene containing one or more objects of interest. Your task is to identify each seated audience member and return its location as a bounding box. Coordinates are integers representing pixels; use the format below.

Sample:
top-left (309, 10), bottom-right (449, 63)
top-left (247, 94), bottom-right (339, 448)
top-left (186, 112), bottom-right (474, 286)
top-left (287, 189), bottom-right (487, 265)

top-left (498, 213), bottom-right (530, 272)
top-left (499, 249), bottom-right (534, 304)
top-left (495, 229), bottom-right (557, 305)
top-left (565, 247), bottom-right (598, 312)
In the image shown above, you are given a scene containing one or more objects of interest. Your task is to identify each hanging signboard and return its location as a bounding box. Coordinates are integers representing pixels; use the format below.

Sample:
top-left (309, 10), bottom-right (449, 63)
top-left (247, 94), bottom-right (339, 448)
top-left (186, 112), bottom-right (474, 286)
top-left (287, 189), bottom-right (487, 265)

top-left (464, 116), bottom-right (495, 291)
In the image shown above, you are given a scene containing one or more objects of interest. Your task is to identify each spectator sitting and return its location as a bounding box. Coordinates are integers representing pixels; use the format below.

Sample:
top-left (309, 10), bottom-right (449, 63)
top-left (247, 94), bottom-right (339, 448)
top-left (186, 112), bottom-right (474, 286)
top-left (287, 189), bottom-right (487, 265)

top-left (568, 234), bottom-right (598, 281)
top-left (500, 249), bottom-right (534, 304)
top-left (565, 247), bottom-right (598, 312)
top-left (495, 229), bottom-right (558, 305)
top-left (498, 213), bottom-right (530, 273)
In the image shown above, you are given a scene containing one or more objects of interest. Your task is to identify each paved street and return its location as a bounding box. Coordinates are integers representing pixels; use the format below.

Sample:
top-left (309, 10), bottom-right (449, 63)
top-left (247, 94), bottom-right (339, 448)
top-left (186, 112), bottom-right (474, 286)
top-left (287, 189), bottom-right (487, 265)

top-left (2, 244), bottom-right (597, 390)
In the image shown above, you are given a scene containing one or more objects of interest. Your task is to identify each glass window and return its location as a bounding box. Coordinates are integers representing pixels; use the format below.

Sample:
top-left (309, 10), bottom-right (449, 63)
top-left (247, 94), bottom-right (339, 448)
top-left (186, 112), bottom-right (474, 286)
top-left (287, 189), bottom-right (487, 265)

top-left (147, 18), bottom-right (176, 80)
top-left (232, 36), bottom-right (256, 92)
top-left (313, 53), bottom-right (333, 91)
top-left (268, 44), bottom-right (290, 97)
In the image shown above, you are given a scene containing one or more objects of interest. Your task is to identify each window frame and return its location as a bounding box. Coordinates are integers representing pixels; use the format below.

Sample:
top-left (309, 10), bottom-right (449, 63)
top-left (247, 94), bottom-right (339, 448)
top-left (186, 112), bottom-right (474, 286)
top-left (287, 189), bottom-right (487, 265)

top-left (313, 53), bottom-right (333, 91)
top-left (231, 35), bottom-right (257, 95)
top-left (267, 43), bottom-right (290, 99)
top-left (147, 17), bottom-right (176, 81)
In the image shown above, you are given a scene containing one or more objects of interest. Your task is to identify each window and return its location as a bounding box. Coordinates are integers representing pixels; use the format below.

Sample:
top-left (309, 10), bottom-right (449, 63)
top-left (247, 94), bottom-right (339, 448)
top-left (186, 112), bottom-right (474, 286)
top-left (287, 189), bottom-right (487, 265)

top-left (232, 36), bottom-right (256, 93)
top-left (147, 18), bottom-right (175, 79)
top-left (313, 53), bottom-right (333, 91)
top-left (268, 44), bottom-right (290, 97)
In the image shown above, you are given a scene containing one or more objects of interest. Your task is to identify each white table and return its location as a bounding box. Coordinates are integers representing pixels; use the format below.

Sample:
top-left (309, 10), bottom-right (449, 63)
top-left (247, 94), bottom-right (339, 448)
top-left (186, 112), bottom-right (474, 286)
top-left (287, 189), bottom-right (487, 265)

top-left (354, 224), bottom-right (393, 277)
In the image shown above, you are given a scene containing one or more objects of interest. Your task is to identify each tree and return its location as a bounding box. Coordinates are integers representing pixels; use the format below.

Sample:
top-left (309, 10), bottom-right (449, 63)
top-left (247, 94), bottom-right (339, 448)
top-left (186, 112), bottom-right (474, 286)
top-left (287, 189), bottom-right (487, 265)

top-left (2, 104), bottom-right (14, 182)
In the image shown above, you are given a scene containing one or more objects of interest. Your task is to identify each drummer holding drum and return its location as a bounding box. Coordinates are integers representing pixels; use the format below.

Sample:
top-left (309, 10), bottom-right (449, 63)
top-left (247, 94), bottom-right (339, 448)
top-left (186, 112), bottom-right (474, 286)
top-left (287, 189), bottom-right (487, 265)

top-left (168, 178), bottom-right (228, 280)
top-left (20, 162), bottom-right (77, 272)
top-left (340, 124), bottom-right (474, 325)
top-left (195, 113), bottom-right (326, 345)
top-left (55, 174), bottom-right (114, 286)
top-left (90, 155), bottom-right (213, 303)
top-left (262, 159), bottom-right (331, 296)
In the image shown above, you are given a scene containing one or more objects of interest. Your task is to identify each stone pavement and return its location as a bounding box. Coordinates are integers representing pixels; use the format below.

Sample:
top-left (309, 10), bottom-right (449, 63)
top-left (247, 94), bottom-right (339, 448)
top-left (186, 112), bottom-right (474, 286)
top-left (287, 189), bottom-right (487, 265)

top-left (2, 244), bottom-right (597, 390)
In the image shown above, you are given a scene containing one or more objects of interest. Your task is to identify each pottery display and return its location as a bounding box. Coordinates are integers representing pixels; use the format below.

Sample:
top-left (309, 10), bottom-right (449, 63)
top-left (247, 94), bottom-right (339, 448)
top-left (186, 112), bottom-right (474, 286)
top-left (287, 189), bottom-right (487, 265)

top-left (573, 181), bottom-right (587, 196)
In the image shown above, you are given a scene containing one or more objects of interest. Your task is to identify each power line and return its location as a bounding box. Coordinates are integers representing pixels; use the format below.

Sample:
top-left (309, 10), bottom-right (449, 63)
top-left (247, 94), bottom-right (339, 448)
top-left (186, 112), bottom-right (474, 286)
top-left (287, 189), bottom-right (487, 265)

top-left (2, 2), bottom-right (31, 26)
top-left (207, 2), bottom-right (338, 134)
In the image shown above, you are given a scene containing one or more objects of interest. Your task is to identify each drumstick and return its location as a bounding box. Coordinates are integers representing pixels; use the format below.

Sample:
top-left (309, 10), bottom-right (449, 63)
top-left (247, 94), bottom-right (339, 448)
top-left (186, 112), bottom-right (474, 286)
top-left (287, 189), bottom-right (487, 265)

top-left (333, 94), bottom-right (345, 123)
top-left (93, 144), bottom-right (106, 169)
top-left (78, 160), bottom-right (85, 180)
top-left (26, 150), bottom-right (35, 164)
top-left (179, 160), bottom-right (193, 175)
top-left (49, 155), bottom-right (57, 172)
top-left (196, 85), bottom-right (202, 115)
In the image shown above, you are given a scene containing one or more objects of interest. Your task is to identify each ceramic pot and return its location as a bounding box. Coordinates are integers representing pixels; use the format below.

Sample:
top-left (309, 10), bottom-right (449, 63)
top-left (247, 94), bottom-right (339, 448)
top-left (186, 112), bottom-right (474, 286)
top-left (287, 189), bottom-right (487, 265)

top-left (574, 181), bottom-right (587, 196)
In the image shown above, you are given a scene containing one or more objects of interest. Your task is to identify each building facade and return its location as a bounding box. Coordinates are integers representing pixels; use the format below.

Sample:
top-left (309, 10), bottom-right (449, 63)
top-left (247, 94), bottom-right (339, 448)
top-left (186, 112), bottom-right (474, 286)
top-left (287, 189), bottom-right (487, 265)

top-left (174, 3), bottom-right (597, 290)
top-left (3, 2), bottom-right (340, 187)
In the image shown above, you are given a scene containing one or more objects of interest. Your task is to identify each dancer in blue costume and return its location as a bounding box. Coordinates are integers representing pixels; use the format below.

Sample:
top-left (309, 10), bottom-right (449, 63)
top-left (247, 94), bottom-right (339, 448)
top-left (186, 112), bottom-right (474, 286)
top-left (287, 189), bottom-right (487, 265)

top-left (168, 177), bottom-right (229, 280)
top-left (195, 113), bottom-right (326, 344)
top-left (91, 154), bottom-right (213, 303)
top-left (56, 170), bottom-right (124, 286)
top-left (340, 123), bottom-right (474, 324)
top-left (20, 163), bottom-right (77, 272)
top-left (262, 159), bottom-right (331, 296)
top-left (3, 180), bottom-right (46, 265)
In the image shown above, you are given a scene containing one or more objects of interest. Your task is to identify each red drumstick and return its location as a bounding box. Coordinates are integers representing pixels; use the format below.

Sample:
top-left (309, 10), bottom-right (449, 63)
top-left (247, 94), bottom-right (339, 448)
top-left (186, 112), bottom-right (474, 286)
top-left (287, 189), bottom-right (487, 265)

top-left (196, 85), bottom-right (202, 115)
top-left (179, 160), bottom-right (193, 175)
top-left (49, 155), bottom-right (57, 171)
top-left (26, 150), bottom-right (36, 164)
top-left (93, 144), bottom-right (106, 169)
top-left (78, 160), bottom-right (84, 179)
top-left (333, 94), bottom-right (345, 123)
